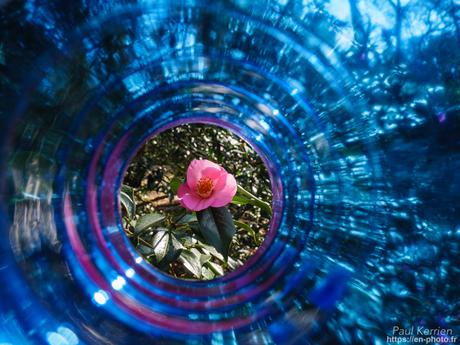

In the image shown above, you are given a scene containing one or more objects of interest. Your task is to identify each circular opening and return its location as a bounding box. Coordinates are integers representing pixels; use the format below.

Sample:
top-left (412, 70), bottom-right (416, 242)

top-left (120, 123), bottom-right (273, 280)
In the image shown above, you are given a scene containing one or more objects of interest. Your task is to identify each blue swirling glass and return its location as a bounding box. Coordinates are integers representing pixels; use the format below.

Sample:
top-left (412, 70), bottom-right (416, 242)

top-left (1, 0), bottom-right (459, 344)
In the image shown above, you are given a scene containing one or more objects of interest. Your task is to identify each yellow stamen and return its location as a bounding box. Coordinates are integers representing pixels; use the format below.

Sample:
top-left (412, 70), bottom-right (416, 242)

top-left (196, 177), bottom-right (214, 198)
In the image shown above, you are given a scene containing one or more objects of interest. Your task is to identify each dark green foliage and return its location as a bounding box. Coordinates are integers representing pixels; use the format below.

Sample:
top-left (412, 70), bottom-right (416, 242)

top-left (120, 185), bottom-right (136, 219)
top-left (121, 124), bottom-right (272, 279)
top-left (196, 207), bottom-right (236, 260)
top-left (134, 213), bottom-right (165, 233)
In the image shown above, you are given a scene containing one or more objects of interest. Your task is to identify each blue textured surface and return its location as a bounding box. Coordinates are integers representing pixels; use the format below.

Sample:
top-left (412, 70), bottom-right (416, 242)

top-left (0, 1), bottom-right (459, 344)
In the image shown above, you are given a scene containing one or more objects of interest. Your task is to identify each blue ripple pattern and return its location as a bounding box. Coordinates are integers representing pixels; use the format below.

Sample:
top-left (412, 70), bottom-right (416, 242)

top-left (1, 1), bottom-right (459, 344)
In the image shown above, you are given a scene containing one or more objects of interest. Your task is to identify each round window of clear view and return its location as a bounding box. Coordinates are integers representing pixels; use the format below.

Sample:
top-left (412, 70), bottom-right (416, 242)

top-left (120, 124), bottom-right (273, 280)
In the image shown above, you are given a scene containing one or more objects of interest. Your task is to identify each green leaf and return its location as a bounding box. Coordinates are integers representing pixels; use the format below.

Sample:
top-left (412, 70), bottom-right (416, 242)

top-left (170, 177), bottom-right (182, 194)
top-left (198, 243), bottom-right (224, 261)
top-left (231, 195), bottom-right (251, 206)
top-left (151, 229), bottom-right (169, 262)
top-left (179, 235), bottom-right (197, 247)
top-left (190, 247), bottom-right (202, 258)
top-left (200, 254), bottom-right (212, 266)
top-left (121, 184), bottom-right (134, 195)
top-left (235, 185), bottom-right (272, 216)
top-left (170, 234), bottom-right (184, 251)
top-left (137, 245), bottom-right (153, 256)
top-left (196, 206), bottom-right (236, 260)
top-left (120, 191), bottom-right (135, 219)
top-left (227, 256), bottom-right (241, 270)
top-left (179, 250), bottom-right (202, 278)
top-left (201, 266), bottom-right (215, 280)
top-left (206, 261), bottom-right (224, 276)
top-left (176, 213), bottom-right (197, 224)
top-left (134, 213), bottom-right (165, 233)
top-left (120, 185), bottom-right (136, 217)
top-left (188, 222), bottom-right (202, 238)
top-left (235, 220), bottom-right (258, 243)
top-left (159, 233), bottom-right (183, 267)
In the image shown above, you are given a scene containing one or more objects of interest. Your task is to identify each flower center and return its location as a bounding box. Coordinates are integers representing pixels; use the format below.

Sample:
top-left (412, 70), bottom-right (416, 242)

top-left (196, 177), bottom-right (214, 198)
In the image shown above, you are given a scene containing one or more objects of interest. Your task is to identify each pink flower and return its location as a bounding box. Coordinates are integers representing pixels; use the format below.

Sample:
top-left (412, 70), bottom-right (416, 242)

top-left (177, 159), bottom-right (237, 211)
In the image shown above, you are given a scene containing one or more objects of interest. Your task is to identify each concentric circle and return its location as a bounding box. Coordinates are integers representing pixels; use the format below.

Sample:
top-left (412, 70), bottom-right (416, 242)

top-left (1, 1), bottom-right (388, 343)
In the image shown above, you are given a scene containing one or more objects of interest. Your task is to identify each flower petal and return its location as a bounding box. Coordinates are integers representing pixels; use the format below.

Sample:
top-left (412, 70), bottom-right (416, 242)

top-left (210, 173), bottom-right (237, 207)
top-left (186, 159), bottom-right (221, 189)
top-left (179, 198), bottom-right (192, 211)
top-left (213, 169), bottom-right (228, 192)
top-left (182, 193), bottom-right (214, 211)
top-left (186, 159), bottom-right (202, 189)
top-left (180, 192), bottom-right (200, 210)
top-left (201, 166), bottom-right (222, 180)
top-left (195, 197), bottom-right (215, 211)
top-left (177, 182), bottom-right (191, 198)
